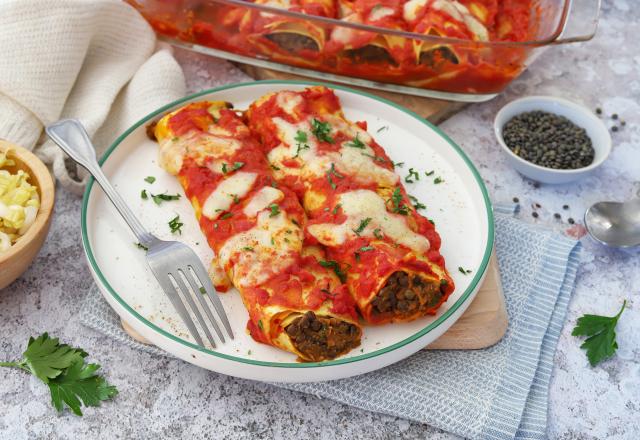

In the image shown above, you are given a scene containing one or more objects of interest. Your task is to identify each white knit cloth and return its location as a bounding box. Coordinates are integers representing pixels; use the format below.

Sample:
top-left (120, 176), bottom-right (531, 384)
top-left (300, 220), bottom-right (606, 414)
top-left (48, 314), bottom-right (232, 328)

top-left (0, 0), bottom-right (186, 194)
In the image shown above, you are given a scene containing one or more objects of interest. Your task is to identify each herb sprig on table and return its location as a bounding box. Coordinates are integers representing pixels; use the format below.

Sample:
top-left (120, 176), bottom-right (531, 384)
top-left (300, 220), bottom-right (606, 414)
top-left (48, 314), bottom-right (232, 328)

top-left (0, 333), bottom-right (118, 416)
top-left (572, 300), bottom-right (626, 366)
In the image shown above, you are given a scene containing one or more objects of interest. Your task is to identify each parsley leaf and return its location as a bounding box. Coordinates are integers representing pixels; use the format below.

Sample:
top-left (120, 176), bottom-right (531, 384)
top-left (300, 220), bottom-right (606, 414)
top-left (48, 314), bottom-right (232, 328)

top-left (270, 163), bottom-right (281, 171)
top-left (361, 152), bottom-right (388, 164)
top-left (458, 266), bottom-right (472, 275)
top-left (377, 126), bottom-right (388, 133)
top-left (353, 217), bottom-right (372, 235)
top-left (144, 176), bottom-right (156, 184)
top-left (47, 359), bottom-right (118, 416)
top-left (373, 228), bottom-right (384, 239)
top-left (572, 300), bottom-right (626, 366)
top-left (346, 134), bottom-right (365, 149)
top-left (135, 242), bottom-right (148, 251)
top-left (326, 163), bottom-right (344, 190)
top-left (220, 212), bottom-right (233, 220)
top-left (425, 170), bottom-right (435, 177)
top-left (404, 168), bottom-right (420, 183)
top-left (390, 187), bottom-right (409, 215)
top-left (168, 215), bottom-right (183, 234)
top-left (293, 130), bottom-right (310, 158)
top-left (150, 192), bottom-right (181, 205)
top-left (332, 203), bottom-right (342, 215)
top-left (269, 203), bottom-right (280, 217)
top-left (392, 161), bottom-right (404, 169)
top-left (141, 189), bottom-right (148, 200)
top-left (0, 333), bottom-right (117, 416)
top-left (434, 176), bottom-right (444, 184)
top-left (311, 118), bottom-right (334, 143)
top-left (319, 260), bottom-right (348, 283)
top-left (241, 246), bottom-right (254, 252)
top-left (221, 163), bottom-right (228, 174)
top-left (232, 162), bottom-right (244, 171)
top-left (409, 195), bottom-right (426, 210)
top-left (358, 246), bottom-right (374, 252)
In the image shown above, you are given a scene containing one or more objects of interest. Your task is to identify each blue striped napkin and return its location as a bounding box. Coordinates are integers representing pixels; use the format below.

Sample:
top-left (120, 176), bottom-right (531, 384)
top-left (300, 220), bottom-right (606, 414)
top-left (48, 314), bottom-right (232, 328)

top-left (80, 204), bottom-right (581, 439)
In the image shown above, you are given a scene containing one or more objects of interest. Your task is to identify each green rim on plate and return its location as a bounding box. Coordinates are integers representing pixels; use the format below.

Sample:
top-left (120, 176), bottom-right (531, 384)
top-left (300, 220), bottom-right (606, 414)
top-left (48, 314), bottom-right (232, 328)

top-left (81, 80), bottom-right (495, 368)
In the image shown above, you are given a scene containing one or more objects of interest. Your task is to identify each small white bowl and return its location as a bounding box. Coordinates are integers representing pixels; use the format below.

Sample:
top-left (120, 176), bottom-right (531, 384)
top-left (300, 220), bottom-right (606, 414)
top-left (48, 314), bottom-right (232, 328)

top-left (494, 96), bottom-right (611, 184)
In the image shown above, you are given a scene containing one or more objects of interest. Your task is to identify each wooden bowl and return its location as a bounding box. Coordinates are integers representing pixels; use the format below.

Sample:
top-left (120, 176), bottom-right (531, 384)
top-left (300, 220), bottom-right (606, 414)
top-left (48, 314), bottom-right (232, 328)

top-left (0, 140), bottom-right (55, 290)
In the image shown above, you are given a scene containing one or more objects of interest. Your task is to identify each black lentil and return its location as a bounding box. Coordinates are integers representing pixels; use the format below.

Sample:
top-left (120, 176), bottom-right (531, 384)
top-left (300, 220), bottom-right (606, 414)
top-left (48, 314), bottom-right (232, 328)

top-left (612, 126), bottom-right (619, 132)
top-left (533, 182), bottom-right (540, 189)
top-left (563, 204), bottom-right (569, 210)
top-left (612, 113), bottom-right (618, 120)
top-left (595, 108), bottom-right (602, 115)
top-left (568, 217), bottom-right (575, 224)
top-left (621, 120), bottom-right (626, 126)
top-left (513, 197), bottom-right (520, 203)
top-left (554, 213), bottom-right (561, 219)
top-left (502, 110), bottom-right (594, 169)
top-left (532, 212), bottom-right (539, 218)
top-left (535, 203), bottom-right (541, 208)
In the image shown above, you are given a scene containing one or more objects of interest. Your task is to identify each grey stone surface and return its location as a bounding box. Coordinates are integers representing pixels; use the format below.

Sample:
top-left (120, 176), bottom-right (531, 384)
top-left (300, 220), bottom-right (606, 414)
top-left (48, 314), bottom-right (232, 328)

top-left (1, 0), bottom-right (638, 438)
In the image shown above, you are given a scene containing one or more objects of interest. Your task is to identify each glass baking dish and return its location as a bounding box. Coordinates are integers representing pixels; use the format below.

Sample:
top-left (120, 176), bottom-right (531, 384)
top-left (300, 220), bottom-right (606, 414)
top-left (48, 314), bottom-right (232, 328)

top-left (127, 0), bottom-right (600, 102)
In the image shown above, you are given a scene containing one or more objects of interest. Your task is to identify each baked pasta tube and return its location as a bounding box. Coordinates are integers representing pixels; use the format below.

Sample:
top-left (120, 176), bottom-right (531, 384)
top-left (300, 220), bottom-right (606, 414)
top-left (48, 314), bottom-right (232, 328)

top-left (153, 101), bottom-right (361, 361)
top-left (246, 86), bottom-right (455, 325)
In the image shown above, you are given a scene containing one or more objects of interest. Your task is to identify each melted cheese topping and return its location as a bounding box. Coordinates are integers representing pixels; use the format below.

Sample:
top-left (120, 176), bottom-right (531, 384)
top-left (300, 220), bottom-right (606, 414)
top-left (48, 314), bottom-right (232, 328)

top-left (243, 186), bottom-right (284, 217)
top-left (276, 92), bottom-right (303, 116)
top-left (267, 117), bottom-right (398, 188)
top-left (159, 132), bottom-right (243, 175)
top-left (201, 172), bottom-right (257, 219)
top-left (403, 0), bottom-right (427, 22)
top-left (432, 0), bottom-right (488, 41)
top-left (369, 6), bottom-right (395, 21)
top-left (218, 210), bottom-right (303, 288)
top-left (307, 189), bottom-right (430, 253)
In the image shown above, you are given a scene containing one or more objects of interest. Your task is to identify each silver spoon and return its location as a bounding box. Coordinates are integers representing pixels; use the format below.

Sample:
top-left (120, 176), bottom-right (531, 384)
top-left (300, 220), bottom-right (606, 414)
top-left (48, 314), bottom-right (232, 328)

top-left (584, 188), bottom-right (640, 248)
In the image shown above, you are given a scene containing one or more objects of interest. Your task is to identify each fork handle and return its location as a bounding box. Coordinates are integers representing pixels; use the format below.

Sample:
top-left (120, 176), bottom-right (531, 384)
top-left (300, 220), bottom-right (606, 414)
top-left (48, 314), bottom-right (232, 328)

top-left (46, 119), bottom-right (156, 247)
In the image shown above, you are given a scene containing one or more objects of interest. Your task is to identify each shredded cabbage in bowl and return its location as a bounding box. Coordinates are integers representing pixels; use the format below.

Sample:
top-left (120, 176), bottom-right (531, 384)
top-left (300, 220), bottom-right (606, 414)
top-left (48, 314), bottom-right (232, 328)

top-left (0, 150), bottom-right (40, 252)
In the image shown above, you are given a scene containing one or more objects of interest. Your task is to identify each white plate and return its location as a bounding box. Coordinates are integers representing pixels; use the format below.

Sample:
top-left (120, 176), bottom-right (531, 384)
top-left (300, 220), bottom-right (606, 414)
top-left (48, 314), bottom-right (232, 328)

top-left (82, 81), bottom-right (494, 382)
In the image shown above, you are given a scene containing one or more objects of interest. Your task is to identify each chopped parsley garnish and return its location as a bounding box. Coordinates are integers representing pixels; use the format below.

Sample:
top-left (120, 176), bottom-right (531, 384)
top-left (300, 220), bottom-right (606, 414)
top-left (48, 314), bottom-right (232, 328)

top-left (257, 320), bottom-right (264, 330)
top-left (404, 168), bottom-right (420, 183)
top-left (326, 163), bottom-right (344, 190)
top-left (135, 242), bottom-right (148, 251)
top-left (572, 300), bottom-right (626, 366)
top-left (141, 189), bottom-right (148, 200)
top-left (440, 279), bottom-right (448, 286)
top-left (231, 194), bottom-right (240, 204)
top-left (268, 203), bottom-right (280, 217)
top-left (232, 162), bottom-right (244, 171)
top-left (270, 163), bottom-right (281, 171)
top-left (361, 152), bottom-right (388, 164)
top-left (271, 237), bottom-right (275, 246)
top-left (373, 228), bottom-right (384, 239)
top-left (144, 176), bottom-right (156, 184)
top-left (319, 260), bottom-right (348, 283)
top-left (425, 170), bottom-right (435, 177)
top-left (151, 192), bottom-right (181, 205)
top-left (434, 177), bottom-right (445, 184)
top-left (390, 187), bottom-right (409, 215)
top-left (221, 163), bottom-right (228, 174)
top-left (429, 218), bottom-right (435, 225)
top-left (241, 246), bottom-right (254, 252)
top-left (346, 134), bottom-right (365, 149)
top-left (358, 246), bottom-right (374, 252)
top-left (293, 130), bottom-right (310, 158)
top-left (377, 125), bottom-right (389, 133)
top-left (291, 219), bottom-right (300, 227)
top-left (311, 118), bottom-right (334, 143)
top-left (353, 217), bottom-right (372, 235)
top-left (199, 286), bottom-right (206, 294)
top-left (220, 212), bottom-right (233, 220)
top-left (458, 266), bottom-right (472, 275)
top-left (171, 136), bottom-right (179, 142)
top-left (168, 215), bottom-right (184, 235)
top-left (392, 161), bottom-right (404, 169)
top-left (332, 203), bottom-right (341, 215)
top-left (270, 179), bottom-right (279, 188)
top-left (409, 195), bottom-right (426, 210)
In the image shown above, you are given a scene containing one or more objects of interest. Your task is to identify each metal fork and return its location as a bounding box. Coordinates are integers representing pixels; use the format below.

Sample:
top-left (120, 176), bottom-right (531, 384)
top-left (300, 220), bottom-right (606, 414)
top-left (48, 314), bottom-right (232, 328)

top-left (46, 119), bottom-right (233, 348)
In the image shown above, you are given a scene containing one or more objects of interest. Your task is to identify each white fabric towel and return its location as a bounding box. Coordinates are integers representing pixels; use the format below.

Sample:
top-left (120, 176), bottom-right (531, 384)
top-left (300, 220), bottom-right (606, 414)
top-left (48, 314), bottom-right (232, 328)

top-left (0, 0), bottom-right (187, 194)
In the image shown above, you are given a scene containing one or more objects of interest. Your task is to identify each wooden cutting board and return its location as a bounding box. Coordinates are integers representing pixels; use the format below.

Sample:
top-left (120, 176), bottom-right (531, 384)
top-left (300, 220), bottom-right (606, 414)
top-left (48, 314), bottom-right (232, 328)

top-left (121, 69), bottom-right (508, 350)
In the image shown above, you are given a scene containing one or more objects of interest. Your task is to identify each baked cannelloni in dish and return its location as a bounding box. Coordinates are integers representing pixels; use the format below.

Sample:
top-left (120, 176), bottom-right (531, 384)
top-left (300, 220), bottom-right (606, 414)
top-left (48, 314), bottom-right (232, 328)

top-left (246, 86), bottom-right (454, 324)
top-left (153, 101), bottom-right (362, 361)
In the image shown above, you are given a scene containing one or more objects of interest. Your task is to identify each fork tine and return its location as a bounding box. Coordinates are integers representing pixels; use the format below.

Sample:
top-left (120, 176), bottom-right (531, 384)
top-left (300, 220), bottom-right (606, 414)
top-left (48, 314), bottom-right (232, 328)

top-left (154, 272), bottom-right (204, 346)
top-left (173, 270), bottom-right (217, 348)
top-left (189, 262), bottom-right (234, 339)
top-left (183, 267), bottom-right (226, 343)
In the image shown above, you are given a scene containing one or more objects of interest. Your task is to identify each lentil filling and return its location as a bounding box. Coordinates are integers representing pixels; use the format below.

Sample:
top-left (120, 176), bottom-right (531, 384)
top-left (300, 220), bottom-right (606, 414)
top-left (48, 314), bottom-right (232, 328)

top-left (371, 271), bottom-right (444, 318)
top-left (285, 311), bottom-right (361, 361)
